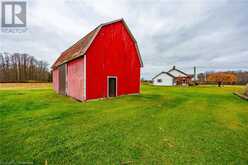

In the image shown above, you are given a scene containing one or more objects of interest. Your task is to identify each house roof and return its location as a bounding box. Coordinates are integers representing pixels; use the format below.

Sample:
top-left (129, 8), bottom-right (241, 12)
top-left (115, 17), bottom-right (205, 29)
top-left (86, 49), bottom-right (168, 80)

top-left (152, 71), bottom-right (176, 80)
top-left (52, 19), bottom-right (143, 69)
top-left (168, 66), bottom-right (189, 77)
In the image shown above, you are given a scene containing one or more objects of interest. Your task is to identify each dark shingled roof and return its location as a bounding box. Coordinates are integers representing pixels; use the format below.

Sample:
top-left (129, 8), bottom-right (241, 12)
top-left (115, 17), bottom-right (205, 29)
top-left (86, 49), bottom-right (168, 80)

top-left (152, 71), bottom-right (176, 80)
top-left (168, 66), bottom-right (188, 76)
top-left (52, 19), bottom-right (143, 69)
top-left (52, 26), bottom-right (100, 69)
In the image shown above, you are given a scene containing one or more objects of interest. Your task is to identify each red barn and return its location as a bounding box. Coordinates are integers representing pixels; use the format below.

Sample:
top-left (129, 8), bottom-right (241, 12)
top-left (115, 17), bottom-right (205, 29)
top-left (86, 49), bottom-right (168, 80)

top-left (51, 19), bottom-right (143, 101)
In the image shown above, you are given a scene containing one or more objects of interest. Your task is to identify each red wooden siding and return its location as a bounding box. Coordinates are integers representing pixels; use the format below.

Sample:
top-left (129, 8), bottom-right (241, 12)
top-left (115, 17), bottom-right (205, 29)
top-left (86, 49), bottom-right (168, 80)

top-left (52, 69), bottom-right (59, 93)
top-left (85, 21), bottom-right (141, 100)
top-left (67, 57), bottom-right (85, 101)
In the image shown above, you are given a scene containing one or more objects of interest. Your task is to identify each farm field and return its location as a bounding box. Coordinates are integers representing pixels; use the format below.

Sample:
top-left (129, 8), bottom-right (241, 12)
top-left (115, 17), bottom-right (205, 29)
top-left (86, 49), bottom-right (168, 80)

top-left (0, 83), bottom-right (51, 90)
top-left (0, 84), bottom-right (248, 164)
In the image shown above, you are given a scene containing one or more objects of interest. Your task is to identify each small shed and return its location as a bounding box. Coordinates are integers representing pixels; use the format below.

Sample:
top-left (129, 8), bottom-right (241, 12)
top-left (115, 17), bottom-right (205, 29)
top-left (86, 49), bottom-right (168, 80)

top-left (52, 19), bottom-right (143, 101)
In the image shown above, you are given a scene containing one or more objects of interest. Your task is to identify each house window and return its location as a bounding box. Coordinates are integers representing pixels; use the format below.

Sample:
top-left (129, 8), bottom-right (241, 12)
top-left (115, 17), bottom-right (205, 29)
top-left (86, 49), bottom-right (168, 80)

top-left (157, 79), bottom-right (162, 83)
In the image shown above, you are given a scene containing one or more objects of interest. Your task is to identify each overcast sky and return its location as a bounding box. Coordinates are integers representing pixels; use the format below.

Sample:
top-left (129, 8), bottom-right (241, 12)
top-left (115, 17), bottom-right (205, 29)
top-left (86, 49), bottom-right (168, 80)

top-left (1, 0), bottom-right (248, 79)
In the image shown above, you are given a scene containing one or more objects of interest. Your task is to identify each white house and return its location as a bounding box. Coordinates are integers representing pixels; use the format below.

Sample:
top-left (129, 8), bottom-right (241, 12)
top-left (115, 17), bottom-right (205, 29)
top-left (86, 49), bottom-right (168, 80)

top-left (152, 72), bottom-right (176, 86)
top-left (152, 66), bottom-right (192, 86)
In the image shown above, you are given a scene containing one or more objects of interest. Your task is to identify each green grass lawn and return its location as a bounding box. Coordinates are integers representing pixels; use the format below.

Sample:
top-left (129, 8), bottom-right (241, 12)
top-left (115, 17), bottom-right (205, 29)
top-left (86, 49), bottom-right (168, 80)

top-left (0, 84), bottom-right (248, 164)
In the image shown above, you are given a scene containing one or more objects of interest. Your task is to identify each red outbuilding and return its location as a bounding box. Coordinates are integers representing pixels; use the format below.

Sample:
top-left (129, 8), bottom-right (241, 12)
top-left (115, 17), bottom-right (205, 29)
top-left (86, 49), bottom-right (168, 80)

top-left (51, 19), bottom-right (143, 101)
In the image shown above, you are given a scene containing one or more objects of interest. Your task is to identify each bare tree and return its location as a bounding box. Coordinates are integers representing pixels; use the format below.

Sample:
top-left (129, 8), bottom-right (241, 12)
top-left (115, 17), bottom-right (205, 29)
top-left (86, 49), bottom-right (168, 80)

top-left (0, 52), bottom-right (51, 82)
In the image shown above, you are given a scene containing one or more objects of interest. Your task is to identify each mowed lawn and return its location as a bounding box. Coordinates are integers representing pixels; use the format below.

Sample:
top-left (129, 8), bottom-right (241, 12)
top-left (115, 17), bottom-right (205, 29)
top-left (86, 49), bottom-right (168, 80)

top-left (0, 84), bottom-right (248, 164)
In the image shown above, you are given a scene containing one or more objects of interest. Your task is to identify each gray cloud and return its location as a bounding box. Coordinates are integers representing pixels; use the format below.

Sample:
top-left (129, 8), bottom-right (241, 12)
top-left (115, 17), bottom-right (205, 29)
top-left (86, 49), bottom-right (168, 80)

top-left (1, 0), bottom-right (247, 79)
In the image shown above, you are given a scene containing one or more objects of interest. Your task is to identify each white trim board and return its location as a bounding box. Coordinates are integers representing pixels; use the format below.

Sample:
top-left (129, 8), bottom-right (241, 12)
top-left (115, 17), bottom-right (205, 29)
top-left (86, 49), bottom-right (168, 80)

top-left (83, 55), bottom-right (87, 100)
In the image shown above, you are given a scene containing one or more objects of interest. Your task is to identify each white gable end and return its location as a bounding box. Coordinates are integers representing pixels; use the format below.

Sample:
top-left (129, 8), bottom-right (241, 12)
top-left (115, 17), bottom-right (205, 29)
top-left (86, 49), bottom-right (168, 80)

top-left (153, 73), bottom-right (174, 86)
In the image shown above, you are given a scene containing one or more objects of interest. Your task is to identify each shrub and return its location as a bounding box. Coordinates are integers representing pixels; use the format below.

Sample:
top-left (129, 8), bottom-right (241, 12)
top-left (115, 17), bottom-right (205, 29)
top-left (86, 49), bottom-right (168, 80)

top-left (245, 84), bottom-right (248, 96)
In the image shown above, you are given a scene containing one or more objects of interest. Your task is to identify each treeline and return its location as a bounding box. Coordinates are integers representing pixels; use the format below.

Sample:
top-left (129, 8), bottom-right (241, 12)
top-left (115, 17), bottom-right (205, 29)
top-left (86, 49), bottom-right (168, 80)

top-left (0, 52), bottom-right (51, 82)
top-left (197, 71), bottom-right (248, 85)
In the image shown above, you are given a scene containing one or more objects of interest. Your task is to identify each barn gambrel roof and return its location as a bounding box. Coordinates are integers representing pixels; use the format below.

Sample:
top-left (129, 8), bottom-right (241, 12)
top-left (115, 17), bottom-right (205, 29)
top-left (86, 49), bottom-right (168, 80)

top-left (52, 19), bottom-right (143, 69)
